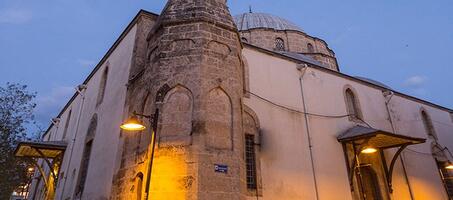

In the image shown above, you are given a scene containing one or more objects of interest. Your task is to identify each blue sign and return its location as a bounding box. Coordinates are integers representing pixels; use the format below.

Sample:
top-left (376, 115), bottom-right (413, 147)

top-left (214, 164), bottom-right (228, 173)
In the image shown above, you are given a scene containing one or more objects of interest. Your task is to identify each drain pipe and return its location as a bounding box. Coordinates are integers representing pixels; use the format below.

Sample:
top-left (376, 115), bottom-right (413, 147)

top-left (60, 84), bottom-right (87, 199)
top-left (383, 90), bottom-right (415, 200)
top-left (297, 64), bottom-right (320, 200)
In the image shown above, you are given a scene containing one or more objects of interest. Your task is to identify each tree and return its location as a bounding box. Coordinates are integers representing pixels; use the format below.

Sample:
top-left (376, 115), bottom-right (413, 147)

top-left (0, 82), bottom-right (37, 199)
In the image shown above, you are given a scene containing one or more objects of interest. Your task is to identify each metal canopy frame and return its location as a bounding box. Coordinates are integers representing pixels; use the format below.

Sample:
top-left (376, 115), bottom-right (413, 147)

top-left (338, 125), bottom-right (426, 194)
top-left (14, 141), bottom-right (67, 190)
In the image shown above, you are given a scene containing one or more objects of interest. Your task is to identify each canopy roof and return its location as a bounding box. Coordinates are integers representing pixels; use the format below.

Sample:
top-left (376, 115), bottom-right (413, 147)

top-left (338, 125), bottom-right (426, 149)
top-left (15, 141), bottom-right (67, 159)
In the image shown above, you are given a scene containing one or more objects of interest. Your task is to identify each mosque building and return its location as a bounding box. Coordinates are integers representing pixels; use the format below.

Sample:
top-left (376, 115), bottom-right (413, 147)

top-left (15, 0), bottom-right (453, 199)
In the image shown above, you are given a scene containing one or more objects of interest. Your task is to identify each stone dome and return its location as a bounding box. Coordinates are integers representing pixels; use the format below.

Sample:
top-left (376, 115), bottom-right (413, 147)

top-left (234, 13), bottom-right (303, 32)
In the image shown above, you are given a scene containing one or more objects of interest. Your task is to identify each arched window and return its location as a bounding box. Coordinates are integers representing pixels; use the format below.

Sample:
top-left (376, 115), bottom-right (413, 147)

top-left (97, 67), bottom-right (109, 106)
top-left (241, 37), bottom-right (248, 43)
top-left (245, 134), bottom-right (257, 189)
top-left (359, 166), bottom-right (384, 200)
top-left (76, 115), bottom-right (97, 197)
top-left (345, 88), bottom-right (362, 120)
top-left (275, 38), bottom-right (285, 51)
top-left (135, 173), bottom-right (144, 200)
top-left (62, 109), bottom-right (72, 140)
top-left (421, 110), bottom-right (437, 140)
top-left (307, 43), bottom-right (314, 53)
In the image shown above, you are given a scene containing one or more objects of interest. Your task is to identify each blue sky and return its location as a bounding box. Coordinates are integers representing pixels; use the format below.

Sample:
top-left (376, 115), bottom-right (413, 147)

top-left (1, 0), bottom-right (452, 131)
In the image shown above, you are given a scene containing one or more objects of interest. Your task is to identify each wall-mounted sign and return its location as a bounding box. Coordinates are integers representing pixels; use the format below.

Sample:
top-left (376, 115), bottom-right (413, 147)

top-left (214, 164), bottom-right (228, 174)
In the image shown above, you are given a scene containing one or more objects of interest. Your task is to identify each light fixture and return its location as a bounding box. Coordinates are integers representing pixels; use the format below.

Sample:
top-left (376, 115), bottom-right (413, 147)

top-left (119, 109), bottom-right (160, 200)
top-left (120, 116), bottom-right (146, 131)
top-left (28, 167), bottom-right (34, 172)
top-left (361, 147), bottom-right (378, 154)
top-left (446, 161), bottom-right (453, 170)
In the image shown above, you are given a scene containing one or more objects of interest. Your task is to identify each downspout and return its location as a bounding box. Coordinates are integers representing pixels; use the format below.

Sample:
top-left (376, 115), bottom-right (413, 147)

top-left (383, 90), bottom-right (415, 200)
top-left (60, 84), bottom-right (87, 199)
top-left (297, 64), bottom-right (320, 200)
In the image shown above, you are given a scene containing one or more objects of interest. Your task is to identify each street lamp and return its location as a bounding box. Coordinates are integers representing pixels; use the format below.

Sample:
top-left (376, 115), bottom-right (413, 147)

top-left (120, 110), bottom-right (159, 200)
top-left (446, 161), bottom-right (453, 170)
top-left (361, 146), bottom-right (378, 154)
top-left (28, 167), bottom-right (34, 173)
top-left (120, 116), bottom-right (146, 131)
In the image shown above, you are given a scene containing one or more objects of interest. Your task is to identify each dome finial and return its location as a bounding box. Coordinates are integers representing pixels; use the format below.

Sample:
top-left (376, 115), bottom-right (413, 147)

top-left (249, 5), bottom-right (253, 13)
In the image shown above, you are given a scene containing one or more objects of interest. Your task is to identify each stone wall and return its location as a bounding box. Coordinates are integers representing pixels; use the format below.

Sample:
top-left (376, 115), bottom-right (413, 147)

top-left (239, 28), bottom-right (339, 71)
top-left (111, 0), bottom-right (248, 199)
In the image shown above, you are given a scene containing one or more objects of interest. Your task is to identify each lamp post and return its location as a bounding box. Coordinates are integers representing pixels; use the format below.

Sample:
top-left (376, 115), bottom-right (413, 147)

top-left (120, 109), bottom-right (159, 200)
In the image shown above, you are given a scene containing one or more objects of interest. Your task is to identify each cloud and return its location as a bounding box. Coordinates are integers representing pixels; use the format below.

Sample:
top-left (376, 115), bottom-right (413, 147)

top-left (403, 75), bottom-right (428, 96)
top-left (404, 75), bottom-right (427, 88)
top-left (0, 9), bottom-right (32, 24)
top-left (34, 86), bottom-right (75, 127)
top-left (77, 59), bottom-right (96, 67)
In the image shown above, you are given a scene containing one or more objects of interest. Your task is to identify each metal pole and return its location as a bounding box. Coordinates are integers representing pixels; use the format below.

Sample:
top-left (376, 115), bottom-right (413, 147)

top-left (298, 67), bottom-right (320, 200)
top-left (144, 109), bottom-right (159, 200)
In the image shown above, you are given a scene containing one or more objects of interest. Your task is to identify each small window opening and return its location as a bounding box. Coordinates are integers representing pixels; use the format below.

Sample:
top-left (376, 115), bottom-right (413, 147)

top-left (345, 88), bottom-right (362, 120)
top-left (97, 67), bottom-right (109, 106)
top-left (245, 134), bottom-right (257, 189)
top-left (76, 140), bottom-right (93, 196)
top-left (75, 115), bottom-right (97, 196)
top-left (307, 43), bottom-right (314, 53)
top-left (275, 38), bottom-right (285, 51)
top-left (136, 173), bottom-right (144, 200)
top-left (241, 37), bottom-right (248, 43)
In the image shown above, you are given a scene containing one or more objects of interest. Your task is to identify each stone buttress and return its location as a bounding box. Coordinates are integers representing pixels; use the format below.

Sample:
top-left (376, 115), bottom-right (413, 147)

top-left (111, 0), bottom-right (247, 199)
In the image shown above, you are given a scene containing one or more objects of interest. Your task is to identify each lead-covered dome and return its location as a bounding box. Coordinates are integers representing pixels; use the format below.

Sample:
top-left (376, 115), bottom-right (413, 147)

top-left (234, 13), bottom-right (303, 32)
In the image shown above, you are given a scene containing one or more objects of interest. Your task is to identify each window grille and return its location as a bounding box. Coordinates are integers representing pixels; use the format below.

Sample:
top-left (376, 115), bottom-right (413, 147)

top-left (437, 161), bottom-right (453, 197)
top-left (77, 140), bottom-right (93, 195)
top-left (275, 38), bottom-right (285, 51)
top-left (245, 134), bottom-right (257, 189)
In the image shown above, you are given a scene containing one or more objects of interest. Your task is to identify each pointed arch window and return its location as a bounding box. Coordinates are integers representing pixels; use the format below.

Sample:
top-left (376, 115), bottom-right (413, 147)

top-left (345, 88), bottom-right (362, 121)
top-left (307, 43), bottom-right (314, 53)
top-left (421, 110), bottom-right (437, 140)
top-left (97, 67), bottom-right (109, 106)
top-left (135, 173), bottom-right (144, 200)
top-left (275, 38), bottom-right (285, 51)
top-left (75, 115), bottom-right (97, 197)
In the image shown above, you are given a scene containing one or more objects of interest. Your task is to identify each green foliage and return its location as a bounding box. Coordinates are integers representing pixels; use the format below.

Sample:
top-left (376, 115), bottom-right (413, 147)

top-left (0, 82), bottom-right (37, 199)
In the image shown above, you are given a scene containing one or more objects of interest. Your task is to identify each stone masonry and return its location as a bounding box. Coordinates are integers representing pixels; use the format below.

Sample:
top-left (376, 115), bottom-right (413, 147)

top-left (239, 28), bottom-right (339, 71)
top-left (111, 0), bottom-right (247, 199)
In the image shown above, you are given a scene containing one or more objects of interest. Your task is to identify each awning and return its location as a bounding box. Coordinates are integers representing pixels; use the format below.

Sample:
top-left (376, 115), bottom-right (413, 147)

top-left (338, 125), bottom-right (426, 193)
top-left (337, 125), bottom-right (425, 148)
top-left (14, 141), bottom-right (67, 159)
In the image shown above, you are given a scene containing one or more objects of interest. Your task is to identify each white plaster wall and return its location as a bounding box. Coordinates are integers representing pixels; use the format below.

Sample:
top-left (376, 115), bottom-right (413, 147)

top-left (29, 24), bottom-right (137, 200)
top-left (243, 47), bottom-right (453, 200)
top-left (66, 24), bottom-right (137, 199)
